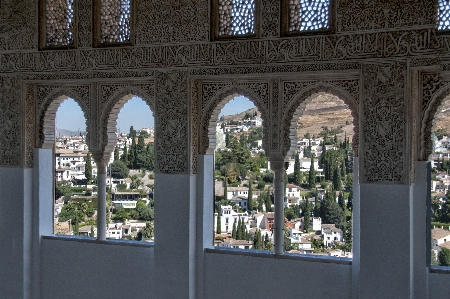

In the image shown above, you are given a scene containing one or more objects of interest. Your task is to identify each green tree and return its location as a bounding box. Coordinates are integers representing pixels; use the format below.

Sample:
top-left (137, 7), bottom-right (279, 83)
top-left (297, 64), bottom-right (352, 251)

top-left (84, 152), bottom-right (92, 184)
top-left (321, 186), bottom-right (345, 228)
top-left (308, 156), bottom-right (316, 189)
top-left (55, 181), bottom-right (72, 200)
top-left (333, 166), bottom-right (342, 190)
top-left (145, 143), bottom-right (155, 171)
top-left (438, 247), bottom-right (450, 266)
top-left (136, 134), bottom-right (147, 169)
top-left (232, 221), bottom-right (237, 239)
top-left (284, 224), bottom-right (292, 251)
top-left (216, 203), bottom-right (222, 234)
top-left (247, 179), bottom-right (253, 211)
top-left (304, 200), bottom-right (311, 231)
top-left (264, 188), bottom-right (273, 212)
top-left (264, 233), bottom-right (273, 251)
top-left (130, 134), bottom-right (137, 169)
top-left (121, 143), bottom-right (129, 165)
top-left (294, 152), bottom-right (302, 186)
top-left (110, 161), bottom-right (129, 179)
top-left (114, 146), bottom-right (120, 162)
top-left (223, 177), bottom-right (228, 200)
top-left (253, 229), bottom-right (262, 250)
top-left (141, 221), bottom-right (154, 240)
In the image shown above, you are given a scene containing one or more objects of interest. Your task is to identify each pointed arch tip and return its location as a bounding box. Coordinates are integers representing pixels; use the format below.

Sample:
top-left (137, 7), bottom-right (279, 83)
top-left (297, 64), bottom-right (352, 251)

top-left (200, 83), bottom-right (270, 156)
top-left (280, 82), bottom-right (358, 158)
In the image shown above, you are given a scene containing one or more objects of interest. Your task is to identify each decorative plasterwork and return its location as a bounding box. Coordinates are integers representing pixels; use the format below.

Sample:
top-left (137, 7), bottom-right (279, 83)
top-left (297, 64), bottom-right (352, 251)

top-left (261, 0), bottom-right (280, 38)
top-left (280, 81), bottom-right (359, 157)
top-left (361, 62), bottom-right (406, 183)
top-left (99, 82), bottom-right (155, 154)
top-left (197, 81), bottom-right (270, 156)
top-left (36, 85), bottom-right (91, 149)
top-left (1, 29), bottom-right (449, 73)
top-left (135, 0), bottom-right (209, 44)
top-left (77, 0), bottom-right (93, 48)
top-left (419, 72), bottom-right (450, 161)
top-left (25, 83), bottom-right (35, 168)
top-left (336, 0), bottom-right (437, 32)
top-left (0, 75), bottom-right (22, 166)
top-left (0, 1), bottom-right (36, 50)
top-left (155, 71), bottom-right (188, 173)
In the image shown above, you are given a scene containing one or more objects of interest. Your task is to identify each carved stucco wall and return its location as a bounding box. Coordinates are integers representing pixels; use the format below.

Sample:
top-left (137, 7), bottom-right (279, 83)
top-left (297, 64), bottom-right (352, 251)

top-left (0, 75), bottom-right (22, 166)
top-left (336, 0), bottom-right (437, 32)
top-left (0, 0), bottom-right (450, 184)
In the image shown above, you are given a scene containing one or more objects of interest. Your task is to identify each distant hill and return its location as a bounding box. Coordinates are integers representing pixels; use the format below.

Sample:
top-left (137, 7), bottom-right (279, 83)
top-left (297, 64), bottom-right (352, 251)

top-left (56, 128), bottom-right (85, 137)
top-left (219, 94), bottom-right (354, 142)
top-left (220, 107), bottom-right (259, 123)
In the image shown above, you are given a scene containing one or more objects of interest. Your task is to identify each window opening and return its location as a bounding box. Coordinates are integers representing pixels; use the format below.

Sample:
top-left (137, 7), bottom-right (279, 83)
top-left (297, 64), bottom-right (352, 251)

top-left (284, 93), bottom-right (353, 257)
top-left (438, 0), bottom-right (450, 31)
top-left (109, 97), bottom-right (155, 241)
top-left (430, 96), bottom-right (450, 266)
top-left (288, 0), bottom-right (330, 32)
top-left (42, 0), bottom-right (75, 48)
top-left (213, 96), bottom-right (269, 250)
top-left (98, 0), bottom-right (132, 44)
top-left (54, 98), bottom-right (92, 236)
top-left (218, 0), bottom-right (256, 36)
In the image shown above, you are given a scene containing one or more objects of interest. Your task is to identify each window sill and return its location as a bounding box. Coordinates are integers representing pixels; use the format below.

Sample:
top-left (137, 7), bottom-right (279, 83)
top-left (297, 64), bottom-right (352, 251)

top-left (430, 265), bottom-right (450, 274)
top-left (42, 235), bottom-right (154, 248)
top-left (205, 247), bottom-right (352, 265)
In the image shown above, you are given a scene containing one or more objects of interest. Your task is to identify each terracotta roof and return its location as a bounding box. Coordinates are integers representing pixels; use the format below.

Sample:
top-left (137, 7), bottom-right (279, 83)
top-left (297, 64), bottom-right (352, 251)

top-left (431, 228), bottom-right (450, 240)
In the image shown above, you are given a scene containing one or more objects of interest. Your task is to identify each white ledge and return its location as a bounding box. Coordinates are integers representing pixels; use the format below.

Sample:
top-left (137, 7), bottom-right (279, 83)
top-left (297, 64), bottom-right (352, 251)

top-left (42, 235), bottom-right (154, 248)
top-left (430, 265), bottom-right (450, 274)
top-left (205, 247), bottom-right (352, 265)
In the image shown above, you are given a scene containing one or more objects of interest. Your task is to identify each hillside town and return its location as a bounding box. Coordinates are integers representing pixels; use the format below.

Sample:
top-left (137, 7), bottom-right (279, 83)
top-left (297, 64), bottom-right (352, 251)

top-left (428, 134), bottom-right (450, 265)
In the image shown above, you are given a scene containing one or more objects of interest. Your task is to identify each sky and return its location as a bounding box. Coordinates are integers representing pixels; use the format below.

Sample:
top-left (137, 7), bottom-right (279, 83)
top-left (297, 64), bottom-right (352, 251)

top-left (56, 96), bottom-right (255, 132)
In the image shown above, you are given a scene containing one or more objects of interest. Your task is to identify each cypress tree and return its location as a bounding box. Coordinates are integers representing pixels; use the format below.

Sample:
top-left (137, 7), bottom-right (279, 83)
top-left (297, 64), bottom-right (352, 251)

top-left (248, 179), bottom-right (253, 211)
top-left (236, 218), bottom-right (242, 240)
top-left (333, 166), bottom-right (342, 190)
top-left (114, 146), bottom-right (120, 162)
top-left (216, 203), bottom-right (221, 234)
top-left (294, 152), bottom-right (302, 186)
top-left (121, 143), bottom-right (128, 165)
top-left (304, 201), bottom-right (310, 231)
top-left (224, 177), bottom-right (228, 201)
top-left (308, 156), bottom-right (316, 189)
top-left (85, 152), bottom-right (92, 184)
top-left (130, 135), bottom-right (137, 169)
top-left (232, 221), bottom-right (237, 239)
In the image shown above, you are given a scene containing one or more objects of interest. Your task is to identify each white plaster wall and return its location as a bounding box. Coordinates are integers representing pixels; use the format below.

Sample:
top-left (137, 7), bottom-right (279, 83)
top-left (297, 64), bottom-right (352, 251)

top-left (429, 272), bottom-right (450, 297)
top-left (41, 237), bottom-right (154, 299)
top-left (0, 167), bottom-right (32, 299)
top-left (204, 252), bottom-right (352, 298)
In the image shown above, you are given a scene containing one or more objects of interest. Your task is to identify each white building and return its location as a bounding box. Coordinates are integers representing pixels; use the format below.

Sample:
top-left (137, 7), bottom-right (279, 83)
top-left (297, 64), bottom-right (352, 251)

top-left (321, 224), bottom-right (343, 247)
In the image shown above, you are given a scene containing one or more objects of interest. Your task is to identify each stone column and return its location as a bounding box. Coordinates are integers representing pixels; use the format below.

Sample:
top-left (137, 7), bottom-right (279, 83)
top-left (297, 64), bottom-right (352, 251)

top-left (92, 152), bottom-right (111, 241)
top-left (270, 159), bottom-right (285, 254)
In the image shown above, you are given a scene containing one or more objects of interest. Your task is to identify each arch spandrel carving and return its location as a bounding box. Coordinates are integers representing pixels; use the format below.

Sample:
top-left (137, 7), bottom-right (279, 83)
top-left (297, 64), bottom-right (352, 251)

top-left (281, 81), bottom-right (360, 158)
top-left (419, 72), bottom-right (450, 161)
top-left (198, 82), bottom-right (270, 155)
top-left (36, 85), bottom-right (91, 149)
top-left (99, 83), bottom-right (155, 154)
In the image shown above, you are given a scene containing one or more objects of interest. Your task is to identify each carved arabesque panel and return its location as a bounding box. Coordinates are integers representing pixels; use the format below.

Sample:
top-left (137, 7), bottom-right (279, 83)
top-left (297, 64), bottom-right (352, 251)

top-left (281, 81), bottom-right (359, 157)
top-left (261, 0), bottom-right (279, 38)
top-left (419, 72), bottom-right (450, 161)
top-left (36, 85), bottom-right (91, 148)
top-left (198, 81), bottom-right (270, 156)
top-left (135, 0), bottom-right (209, 44)
top-left (0, 0), bottom-right (36, 50)
top-left (99, 83), bottom-right (155, 153)
top-left (78, 0), bottom-right (93, 48)
top-left (25, 83), bottom-right (35, 168)
top-left (0, 76), bottom-right (22, 166)
top-left (362, 62), bottom-right (406, 183)
top-left (337, 0), bottom-right (437, 32)
top-left (155, 71), bottom-right (188, 173)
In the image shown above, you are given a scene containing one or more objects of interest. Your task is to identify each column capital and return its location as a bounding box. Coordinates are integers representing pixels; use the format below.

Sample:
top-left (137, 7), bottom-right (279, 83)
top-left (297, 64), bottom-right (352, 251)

top-left (91, 151), bottom-right (111, 174)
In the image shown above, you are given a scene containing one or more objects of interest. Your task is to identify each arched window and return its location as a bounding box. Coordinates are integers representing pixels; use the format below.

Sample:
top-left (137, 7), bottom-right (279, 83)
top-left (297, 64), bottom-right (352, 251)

top-left (94, 0), bottom-right (133, 46)
top-left (438, 0), bottom-right (450, 31)
top-left (429, 95), bottom-right (450, 266)
top-left (212, 96), bottom-right (267, 249)
top-left (213, 0), bottom-right (258, 38)
top-left (283, 0), bottom-right (331, 34)
top-left (40, 0), bottom-right (75, 49)
top-left (285, 92), bottom-right (354, 257)
top-left (54, 98), bottom-right (90, 236)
